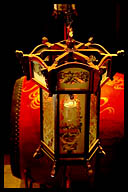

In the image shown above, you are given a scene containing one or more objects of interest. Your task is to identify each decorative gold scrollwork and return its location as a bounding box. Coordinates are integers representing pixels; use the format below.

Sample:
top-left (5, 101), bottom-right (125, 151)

top-left (100, 97), bottom-right (115, 114)
top-left (29, 89), bottom-right (40, 109)
top-left (23, 84), bottom-right (40, 109)
top-left (106, 75), bottom-right (124, 90)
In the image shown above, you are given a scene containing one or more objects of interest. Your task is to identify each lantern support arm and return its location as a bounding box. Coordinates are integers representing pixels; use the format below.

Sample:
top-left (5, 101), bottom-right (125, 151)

top-left (54, 42), bottom-right (67, 49)
top-left (76, 48), bottom-right (102, 54)
top-left (73, 52), bottom-right (99, 70)
top-left (16, 50), bottom-right (49, 70)
top-left (48, 51), bottom-right (70, 71)
top-left (98, 55), bottom-right (112, 68)
top-left (84, 42), bottom-right (110, 54)
top-left (73, 51), bottom-right (89, 62)
top-left (30, 44), bottom-right (50, 55)
top-left (75, 42), bottom-right (85, 49)
top-left (40, 49), bottom-right (65, 54)
top-left (29, 54), bottom-right (49, 70)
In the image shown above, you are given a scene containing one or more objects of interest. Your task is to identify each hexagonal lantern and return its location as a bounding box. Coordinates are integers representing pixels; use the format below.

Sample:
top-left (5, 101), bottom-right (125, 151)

top-left (16, 37), bottom-right (116, 176)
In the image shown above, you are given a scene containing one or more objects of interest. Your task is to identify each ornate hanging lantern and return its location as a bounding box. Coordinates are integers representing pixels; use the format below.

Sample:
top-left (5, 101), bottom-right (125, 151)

top-left (15, 4), bottom-right (126, 188)
top-left (16, 34), bottom-right (121, 181)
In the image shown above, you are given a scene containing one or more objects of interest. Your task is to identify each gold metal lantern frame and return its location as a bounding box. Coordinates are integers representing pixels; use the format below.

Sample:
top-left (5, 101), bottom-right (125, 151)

top-left (16, 37), bottom-right (117, 176)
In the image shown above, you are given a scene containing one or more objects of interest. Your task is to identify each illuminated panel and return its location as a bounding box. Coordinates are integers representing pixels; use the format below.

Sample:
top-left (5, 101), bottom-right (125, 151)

top-left (42, 90), bottom-right (56, 152)
top-left (57, 68), bottom-right (90, 91)
top-left (31, 60), bottom-right (48, 91)
top-left (100, 58), bottom-right (112, 86)
top-left (89, 94), bottom-right (98, 149)
top-left (59, 94), bottom-right (86, 154)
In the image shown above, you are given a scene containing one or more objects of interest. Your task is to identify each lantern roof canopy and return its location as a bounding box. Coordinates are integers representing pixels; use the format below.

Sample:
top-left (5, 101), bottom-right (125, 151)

top-left (16, 37), bottom-right (116, 93)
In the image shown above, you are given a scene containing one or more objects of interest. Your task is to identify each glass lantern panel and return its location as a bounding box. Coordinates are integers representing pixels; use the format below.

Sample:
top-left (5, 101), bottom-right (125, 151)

top-left (42, 90), bottom-right (56, 152)
top-left (59, 94), bottom-right (87, 154)
top-left (32, 61), bottom-right (48, 90)
top-left (57, 68), bottom-right (90, 91)
top-left (89, 94), bottom-right (98, 149)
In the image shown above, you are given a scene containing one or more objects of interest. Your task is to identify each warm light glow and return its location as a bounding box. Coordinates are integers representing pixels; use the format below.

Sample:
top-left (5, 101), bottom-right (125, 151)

top-left (64, 100), bottom-right (77, 108)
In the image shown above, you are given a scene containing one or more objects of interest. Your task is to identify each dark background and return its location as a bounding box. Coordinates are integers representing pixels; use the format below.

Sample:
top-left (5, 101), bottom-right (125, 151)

top-left (5, 1), bottom-right (127, 152)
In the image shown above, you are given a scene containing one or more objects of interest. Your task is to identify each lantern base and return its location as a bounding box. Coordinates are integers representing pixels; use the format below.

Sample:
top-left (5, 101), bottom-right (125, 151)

top-left (40, 139), bottom-right (105, 163)
top-left (40, 139), bottom-right (105, 180)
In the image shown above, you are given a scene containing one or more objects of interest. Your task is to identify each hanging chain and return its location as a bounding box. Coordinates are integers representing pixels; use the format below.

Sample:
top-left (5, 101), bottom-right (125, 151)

top-left (66, 4), bottom-right (73, 27)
